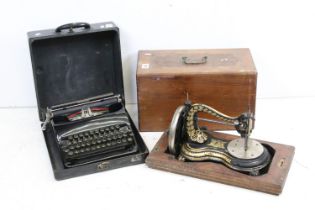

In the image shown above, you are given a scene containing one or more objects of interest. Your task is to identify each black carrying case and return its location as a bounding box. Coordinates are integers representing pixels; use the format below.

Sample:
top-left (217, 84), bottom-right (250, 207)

top-left (28, 22), bottom-right (149, 180)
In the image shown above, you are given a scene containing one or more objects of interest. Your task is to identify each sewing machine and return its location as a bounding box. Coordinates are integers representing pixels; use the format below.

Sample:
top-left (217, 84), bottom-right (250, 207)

top-left (168, 101), bottom-right (272, 176)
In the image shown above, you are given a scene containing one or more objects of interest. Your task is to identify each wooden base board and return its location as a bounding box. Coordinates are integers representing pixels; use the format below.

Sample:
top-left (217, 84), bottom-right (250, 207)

top-left (146, 131), bottom-right (295, 195)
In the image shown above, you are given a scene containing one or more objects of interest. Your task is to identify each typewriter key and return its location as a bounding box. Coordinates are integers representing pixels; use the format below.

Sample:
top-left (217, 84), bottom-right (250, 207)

top-left (127, 137), bottom-right (133, 142)
top-left (68, 151), bottom-right (74, 156)
top-left (122, 138), bottom-right (127, 143)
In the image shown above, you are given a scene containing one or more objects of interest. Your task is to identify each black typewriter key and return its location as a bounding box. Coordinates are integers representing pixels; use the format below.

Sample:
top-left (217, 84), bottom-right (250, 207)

top-left (72, 140), bottom-right (77, 144)
top-left (112, 135), bottom-right (117, 140)
top-left (92, 140), bottom-right (96, 145)
top-left (117, 140), bottom-right (121, 144)
top-left (68, 136), bottom-right (73, 140)
top-left (123, 133), bottom-right (127, 137)
top-left (127, 137), bottom-right (133, 142)
top-left (74, 134), bottom-right (78, 138)
top-left (80, 149), bottom-right (85, 153)
top-left (75, 145), bottom-right (80, 149)
top-left (110, 126), bottom-right (114, 130)
top-left (95, 130), bottom-right (99, 134)
top-left (100, 128), bottom-right (104, 133)
top-left (91, 146), bottom-right (96, 151)
top-left (79, 133), bottom-right (83, 137)
top-left (68, 151), bottom-right (74, 156)
top-left (81, 143), bottom-right (85, 147)
top-left (107, 142), bottom-right (111, 146)
top-left (96, 145), bottom-right (101, 149)
top-left (63, 148), bottom-right (70, 153)
top-left (118, 134), bottom-right (122, 139)
top-left (78, 139), bottom-right (82, 143)
top-left (70, 145), bottom-right (75, 150)
top-left (89, 130), bottom-right (94, 135)
top-left (128, 132), bottom-right (134, 137)
top-left (107, 137), bottom-right (112, 141)
top-left (86, 147), bottom-right (90, 152)
top-left (84, 132), bottom-right (89, 136)
top-left (122, 138), bottom-right (127, 143)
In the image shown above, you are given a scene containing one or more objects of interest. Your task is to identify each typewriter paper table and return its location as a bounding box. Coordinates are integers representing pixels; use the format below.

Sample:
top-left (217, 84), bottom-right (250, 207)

top-left (0, 98), bottom-right (314, 210)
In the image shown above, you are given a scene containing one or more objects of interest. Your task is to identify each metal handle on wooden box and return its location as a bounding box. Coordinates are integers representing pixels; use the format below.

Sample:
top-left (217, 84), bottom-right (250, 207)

top-left (55, 22), bottom-right (91, 33)
top-left (182, 56), bottom-right (207, 64)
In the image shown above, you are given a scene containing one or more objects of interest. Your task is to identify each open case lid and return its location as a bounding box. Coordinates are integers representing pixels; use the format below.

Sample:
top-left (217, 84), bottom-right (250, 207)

top-left (28, 22), bottom-right (125, 121)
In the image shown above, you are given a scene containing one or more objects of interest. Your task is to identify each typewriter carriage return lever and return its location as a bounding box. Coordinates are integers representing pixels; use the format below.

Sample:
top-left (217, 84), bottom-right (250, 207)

top-left (168, 102), bottom-right (271, 176)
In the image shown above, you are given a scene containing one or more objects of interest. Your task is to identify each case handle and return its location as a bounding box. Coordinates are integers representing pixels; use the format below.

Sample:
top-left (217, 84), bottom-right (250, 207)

top-left (182, 56), bottom-right (208, 65)
top-left (55, 22), bottom-right (90, 33)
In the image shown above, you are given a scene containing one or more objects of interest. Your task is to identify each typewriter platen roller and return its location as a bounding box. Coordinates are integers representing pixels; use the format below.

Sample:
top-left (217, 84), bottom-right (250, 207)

top-left (168, 102), bottom-right (271, 176)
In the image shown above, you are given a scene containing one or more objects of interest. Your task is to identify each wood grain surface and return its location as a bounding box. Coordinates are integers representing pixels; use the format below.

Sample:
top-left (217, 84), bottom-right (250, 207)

top-left (137, 49), bottom-right (257, 131)
top-left (146, 131), bottom-right (295, 195)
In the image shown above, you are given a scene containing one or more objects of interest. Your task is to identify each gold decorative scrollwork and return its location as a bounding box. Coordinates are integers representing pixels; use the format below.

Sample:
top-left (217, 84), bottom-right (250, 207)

top-left (186, 104), bottom-right (238, 143)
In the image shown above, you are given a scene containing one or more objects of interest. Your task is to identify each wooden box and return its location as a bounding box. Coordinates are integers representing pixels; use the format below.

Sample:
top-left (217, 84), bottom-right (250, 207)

top-left (137, 49), bottom-right (257, 131)
top-left (146, 131), bottom-right (295, 195)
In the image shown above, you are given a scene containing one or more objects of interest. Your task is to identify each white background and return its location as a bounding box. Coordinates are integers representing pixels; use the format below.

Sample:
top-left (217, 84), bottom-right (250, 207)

top-left (0, 0), bottom-right (315, 107)
top-left (1, 1), bottom-right (315, 210)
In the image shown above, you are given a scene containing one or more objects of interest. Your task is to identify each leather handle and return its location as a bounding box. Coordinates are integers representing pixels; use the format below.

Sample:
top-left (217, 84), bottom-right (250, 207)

top-left (182, 56), bottom-right (207, 64)
top-left (55, 22), bottom-right (90, 33)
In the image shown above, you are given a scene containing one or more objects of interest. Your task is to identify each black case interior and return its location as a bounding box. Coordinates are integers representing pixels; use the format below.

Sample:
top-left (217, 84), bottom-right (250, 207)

top-left (28, 22), bottom-right (148, 180)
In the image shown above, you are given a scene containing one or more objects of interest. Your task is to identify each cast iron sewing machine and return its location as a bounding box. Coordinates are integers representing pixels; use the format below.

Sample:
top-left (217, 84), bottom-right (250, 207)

top-left (168, 102), bottom-right (271, 176)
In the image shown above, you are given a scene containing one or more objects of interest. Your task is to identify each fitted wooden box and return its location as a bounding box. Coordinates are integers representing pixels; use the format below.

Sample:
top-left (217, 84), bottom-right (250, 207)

top-left (137, 49), bottom-right (257, 131)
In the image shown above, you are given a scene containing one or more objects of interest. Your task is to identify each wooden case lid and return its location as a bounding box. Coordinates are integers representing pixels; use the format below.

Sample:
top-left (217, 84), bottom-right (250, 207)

top-left (137, 48), bottom-right (256, 76)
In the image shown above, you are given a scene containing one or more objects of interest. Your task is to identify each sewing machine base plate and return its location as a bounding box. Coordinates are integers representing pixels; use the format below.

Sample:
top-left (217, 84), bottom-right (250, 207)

top-left (146, 131), bottom-right (295, 195)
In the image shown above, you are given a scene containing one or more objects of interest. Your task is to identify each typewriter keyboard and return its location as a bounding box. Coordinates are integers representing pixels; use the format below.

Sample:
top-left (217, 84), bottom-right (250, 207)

top-left (59, 123), bottom-right (137, 166)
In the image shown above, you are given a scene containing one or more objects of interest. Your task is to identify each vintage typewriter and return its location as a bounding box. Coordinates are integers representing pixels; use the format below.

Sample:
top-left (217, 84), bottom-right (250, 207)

top-left (43, 95), bottom-right (138, 168)
top-left (168, 101), bottom-right (271, 176)
top-left (28, 22), bottom-right (148, 179)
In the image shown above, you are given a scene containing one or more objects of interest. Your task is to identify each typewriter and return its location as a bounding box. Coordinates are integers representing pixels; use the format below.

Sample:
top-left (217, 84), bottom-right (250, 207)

top-left (28, 22), bottom-right (148, 179)
top-left (43, 95), bottom-right (138, 168)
